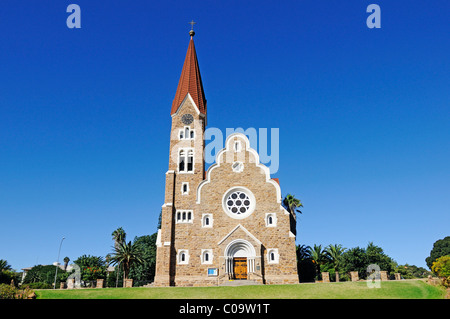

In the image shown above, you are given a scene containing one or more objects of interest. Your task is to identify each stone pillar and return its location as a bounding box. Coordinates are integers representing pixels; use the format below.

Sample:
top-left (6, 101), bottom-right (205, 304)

top-left (335, 272), bottom-right (340, 282)
top-left (395, 273), bottom-right (401, 280)
top-left (124, 279), bottom-right (133, 288)
top-left (60, 282), bottom-right (66, 289)
top-left (380, 271), bottom-right (388, 281)
top-left (67, 278), bottom-right (75, 289)
top-left (96, 279), bottom-right (104, 288)
top-left (350, 271), bottom-right (359, 282)
top-left (322, 272), bottom-right (330, 283)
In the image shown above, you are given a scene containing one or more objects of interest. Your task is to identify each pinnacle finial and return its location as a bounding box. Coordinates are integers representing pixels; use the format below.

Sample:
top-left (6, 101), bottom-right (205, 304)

top-left (189, 20), bottom-right (196, 37)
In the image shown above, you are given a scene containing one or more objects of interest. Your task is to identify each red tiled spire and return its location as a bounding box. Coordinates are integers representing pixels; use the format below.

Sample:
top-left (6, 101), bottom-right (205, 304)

top-left (171, 32), bottom-right (207, 115)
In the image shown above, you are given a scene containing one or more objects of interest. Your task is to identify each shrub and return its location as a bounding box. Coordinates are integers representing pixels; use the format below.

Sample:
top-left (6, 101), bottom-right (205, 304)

top-left (0, 284), bottom-right (16, 299)
top-left (26, 282), bottom-right (53, 289)
top-left (431, 255), bottom-right (450, 288)
top-left (0, 284), bottom-right (35, 299)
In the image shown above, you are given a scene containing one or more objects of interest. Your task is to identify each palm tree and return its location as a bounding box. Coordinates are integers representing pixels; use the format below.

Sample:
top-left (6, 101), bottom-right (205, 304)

top-left (324, 244), bottom-right (346, 271)
top-left (109, 240), bottom-right (144, 282)
top-left (282, 194), bottom-right (303, 220)
top-left (310, 244), bottom-right (327, 278)
top-left (63, 257), bottom-right (70, 271)
top-left (111, 227), bottom-right (126, 287)
top-left (112, 227), bottom-right (126, 248)
top-left (0, 259), bottom-right (12, 271)
top-left (296, 244), bottom-right (312, 261)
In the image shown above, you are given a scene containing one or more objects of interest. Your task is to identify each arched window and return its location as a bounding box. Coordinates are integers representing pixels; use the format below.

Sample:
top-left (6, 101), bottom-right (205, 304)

top-left (265, 213), bottom-right (277, 227)
top-left (182, 182), bottom-right (189, 195)
top-left (267, 249), bottom-right (279, 264)
top-left (178, 149), bottom-right (194, 173)
top-left (178, 250), bottom-right (189, 264)
top-left (187, 150), bottom-right (194, 172)
top-left (202, 214), bottom-right (213, 228)
top-left (178, 150), bottom-right (185, 172)
top-left (190, 130), bottom-right (194, 139)
top-left (201, 249), bottom-right (213, 264)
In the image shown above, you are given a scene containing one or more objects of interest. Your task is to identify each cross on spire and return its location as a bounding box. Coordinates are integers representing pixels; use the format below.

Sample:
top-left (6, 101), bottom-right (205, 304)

top-left (189, 20), bottom-right (196, 31)
top-left (189, 20), bottom-right (196, 37)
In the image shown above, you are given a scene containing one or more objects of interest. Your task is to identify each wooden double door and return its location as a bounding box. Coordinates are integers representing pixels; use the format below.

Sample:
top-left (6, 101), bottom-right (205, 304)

top-left (233, 257), bottom-right (247, 280)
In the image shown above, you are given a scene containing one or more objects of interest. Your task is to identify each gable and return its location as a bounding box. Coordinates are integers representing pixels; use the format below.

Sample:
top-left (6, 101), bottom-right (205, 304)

top-left (196, 133), bottom-right (281, 204)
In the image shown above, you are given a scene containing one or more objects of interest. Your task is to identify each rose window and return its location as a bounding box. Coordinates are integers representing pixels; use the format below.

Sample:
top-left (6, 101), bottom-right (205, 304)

top-left (225, 191), bottom-right (252, 215)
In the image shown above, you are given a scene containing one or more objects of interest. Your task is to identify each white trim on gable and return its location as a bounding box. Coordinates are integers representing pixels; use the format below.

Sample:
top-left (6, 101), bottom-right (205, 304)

top-left (196, 133), bottom-right (282, 204)
top-left (217, 224), bottom-right (262, 246)
top-left (171, 93), bottom-right (206, 119)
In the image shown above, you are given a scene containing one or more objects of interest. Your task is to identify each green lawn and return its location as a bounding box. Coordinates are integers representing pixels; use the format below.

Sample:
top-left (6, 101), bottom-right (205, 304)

top-left (35, 280), bottom-right (446, 299)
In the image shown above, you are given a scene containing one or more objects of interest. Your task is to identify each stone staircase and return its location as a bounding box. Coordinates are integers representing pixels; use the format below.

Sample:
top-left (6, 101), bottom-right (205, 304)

top-left (219, 280), bottom-right (263, 287)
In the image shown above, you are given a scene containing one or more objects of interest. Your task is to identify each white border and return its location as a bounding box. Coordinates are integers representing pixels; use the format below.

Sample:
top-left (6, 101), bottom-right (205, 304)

top-left (196, 133), bottom-right (281, 204)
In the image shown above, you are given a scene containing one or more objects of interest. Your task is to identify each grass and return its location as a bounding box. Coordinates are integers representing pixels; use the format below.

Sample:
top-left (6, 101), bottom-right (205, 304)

top-left (35, 279), bottom-right (446, 299)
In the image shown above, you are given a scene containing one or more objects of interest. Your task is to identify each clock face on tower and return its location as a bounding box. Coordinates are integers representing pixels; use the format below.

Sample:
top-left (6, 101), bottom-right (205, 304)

top-left (181, 113), bottom-right (194, 125)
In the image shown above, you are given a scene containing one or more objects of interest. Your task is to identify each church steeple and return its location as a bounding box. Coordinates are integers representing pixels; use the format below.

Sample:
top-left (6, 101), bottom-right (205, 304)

top-left (171, 26), bottom-right (207, 116)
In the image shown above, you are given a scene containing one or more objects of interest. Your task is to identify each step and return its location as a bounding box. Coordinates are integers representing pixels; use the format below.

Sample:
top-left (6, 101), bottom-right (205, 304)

top-left (220, 280), bottom-right (263, 287)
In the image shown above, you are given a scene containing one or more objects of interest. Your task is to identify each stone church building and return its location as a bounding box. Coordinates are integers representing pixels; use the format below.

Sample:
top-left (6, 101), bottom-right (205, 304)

top-left (154, 28), bottom-right (298, 286)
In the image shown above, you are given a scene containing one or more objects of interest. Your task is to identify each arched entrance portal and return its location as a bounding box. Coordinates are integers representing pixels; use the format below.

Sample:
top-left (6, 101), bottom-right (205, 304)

top-left (224, 239), bottom-right (256, 280)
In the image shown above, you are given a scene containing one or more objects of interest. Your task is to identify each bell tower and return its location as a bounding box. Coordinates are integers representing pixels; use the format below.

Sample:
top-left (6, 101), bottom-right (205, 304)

top-left (154, 24), bottom-right (207, 286)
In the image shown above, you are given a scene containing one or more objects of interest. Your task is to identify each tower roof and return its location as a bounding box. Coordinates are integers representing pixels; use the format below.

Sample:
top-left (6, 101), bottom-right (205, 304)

top-left (171, 33), bottom-right (206, 115)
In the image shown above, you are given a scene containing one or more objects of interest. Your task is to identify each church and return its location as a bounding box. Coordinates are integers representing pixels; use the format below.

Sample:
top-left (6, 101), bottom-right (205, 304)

top-left (154, 27), bottom-right (298, 286)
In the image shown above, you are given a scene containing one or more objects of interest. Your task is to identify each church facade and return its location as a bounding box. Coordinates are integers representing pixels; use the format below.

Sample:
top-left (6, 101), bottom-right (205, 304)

top-left (154, 29), bottom-right (298, 286)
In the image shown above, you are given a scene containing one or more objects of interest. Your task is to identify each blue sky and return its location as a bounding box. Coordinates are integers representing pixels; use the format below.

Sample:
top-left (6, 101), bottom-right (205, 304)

top-left (0, 0), bottom-right (449, 271)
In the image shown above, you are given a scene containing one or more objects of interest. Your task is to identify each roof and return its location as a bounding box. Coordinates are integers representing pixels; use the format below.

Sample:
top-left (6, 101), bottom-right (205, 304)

top-left (171, 34), bottom-right (207, 115)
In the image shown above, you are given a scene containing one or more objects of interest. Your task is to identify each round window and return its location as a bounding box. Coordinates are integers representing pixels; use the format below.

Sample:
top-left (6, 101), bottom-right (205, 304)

top-left (222, 187), bottom-right (255, 219)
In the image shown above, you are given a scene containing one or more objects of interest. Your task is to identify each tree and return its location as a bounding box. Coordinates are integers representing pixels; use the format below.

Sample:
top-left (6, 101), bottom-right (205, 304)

top-left (365, 242), bottom-right (393, 274)
top-left (111, 227), bottom-right (127, 287)
top-left (431, 255), bottom-right (450, 287)
top-left (393, 263), bottom-right (431, 279)
top-left (310, 244), bottom-right (328, 279)
top-left (73, 255), bottom-right (107, 285)
top-left (340, 247), bottom-right (368, 279)
top-left (296, 245), bottom-right (312, 261)
top-left (109, 240), bottom-right (144, 281)
top-left (282, 194), bottom-right (303, 217)
top-left (296, 244), bottom-right (315, 283)
top-left (22, 265), bottom-right (66, 287)
top-left (112, 227), bottom-right (126, 249)
top-left (157, 210), bottom-right (162, 230)
top-left (0, 260), bottom-right (12, 272)
top-left (282, 194), bottom-right (303, 236)
top-left (63, 257), bottom-right (70, 271)
top-left (325, 244), bottom-right (346, 272)
top-left (128, 233), bottom-right (158, 284)
top-left (426, 236), bottom-right (450, 270)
